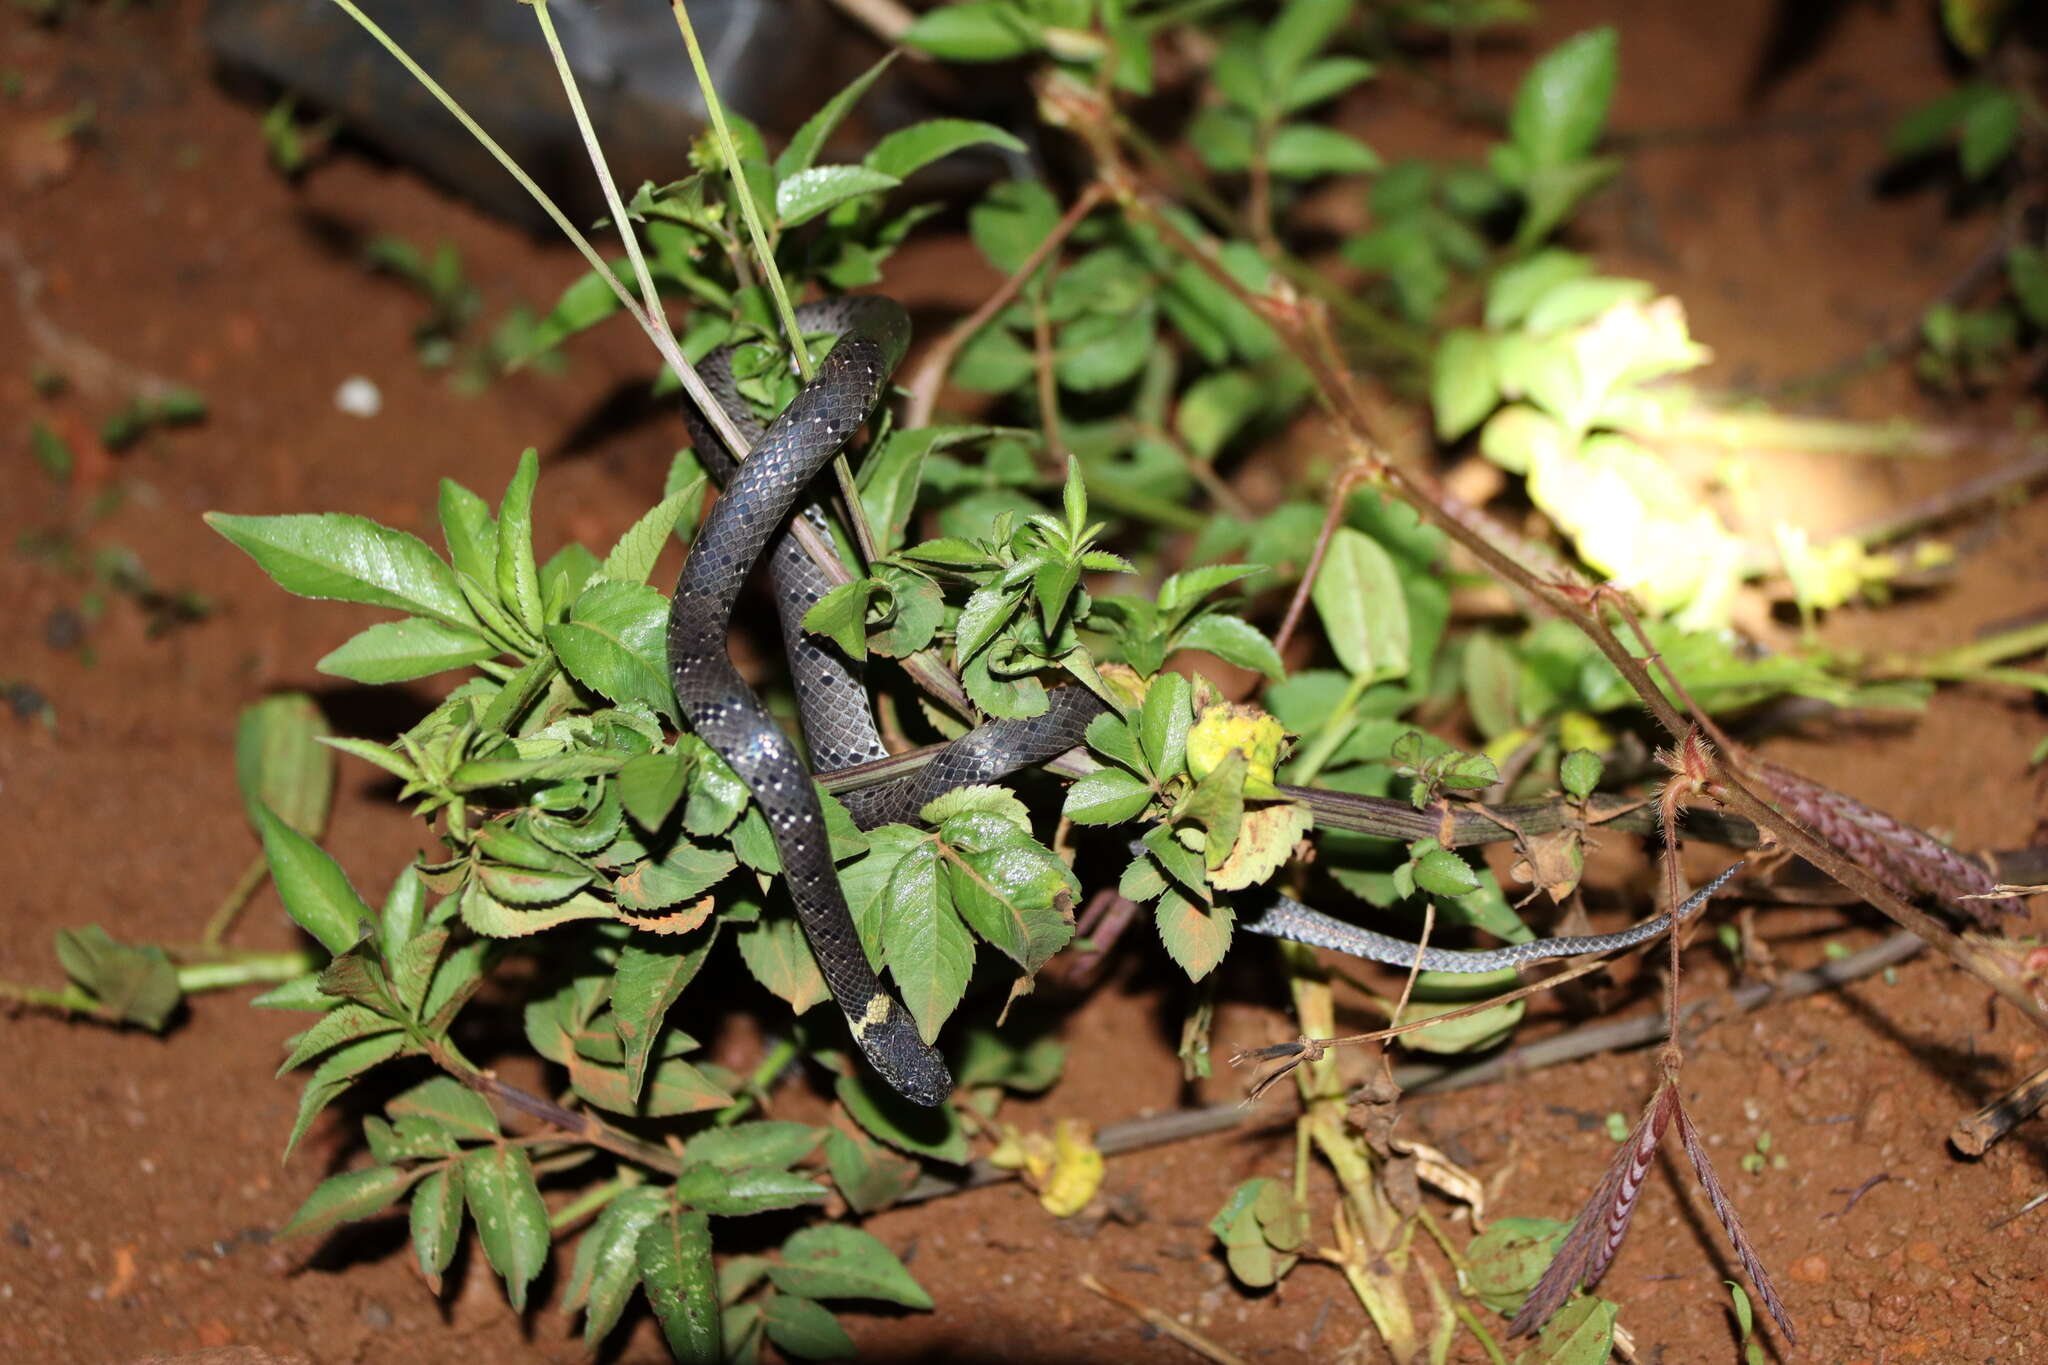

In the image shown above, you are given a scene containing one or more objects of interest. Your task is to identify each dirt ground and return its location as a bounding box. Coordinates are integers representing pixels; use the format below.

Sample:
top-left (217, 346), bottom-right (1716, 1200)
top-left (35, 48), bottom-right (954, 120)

top-left (4, 2), bottom-right (2046, 1363)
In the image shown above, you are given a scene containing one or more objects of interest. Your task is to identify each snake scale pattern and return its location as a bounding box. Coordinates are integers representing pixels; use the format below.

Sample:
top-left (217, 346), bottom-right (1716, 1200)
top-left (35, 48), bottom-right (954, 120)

top-left (665, 296), bottom-right (1743, 1104)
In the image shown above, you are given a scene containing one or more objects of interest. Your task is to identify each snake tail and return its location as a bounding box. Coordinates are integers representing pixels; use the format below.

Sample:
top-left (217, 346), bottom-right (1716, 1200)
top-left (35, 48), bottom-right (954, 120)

top-left (1242, 860), bottom-right (1746, 972)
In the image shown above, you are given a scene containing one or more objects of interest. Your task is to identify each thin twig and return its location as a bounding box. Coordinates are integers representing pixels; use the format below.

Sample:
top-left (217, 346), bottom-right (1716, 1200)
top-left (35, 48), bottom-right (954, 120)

top-left (428, 1042), bottom-right (684, 1177)
top-left (904, 182), bottom-right (1107, 429)
top-left (1271, 459), bottom-right (1370, 658)
top-left (1081, 1274), bottom-right (1253, 1365)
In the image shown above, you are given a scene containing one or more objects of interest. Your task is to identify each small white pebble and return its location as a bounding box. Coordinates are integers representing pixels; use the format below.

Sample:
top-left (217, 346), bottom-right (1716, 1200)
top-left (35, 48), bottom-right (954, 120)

top-left (334, 376), bottom-right (382, 418)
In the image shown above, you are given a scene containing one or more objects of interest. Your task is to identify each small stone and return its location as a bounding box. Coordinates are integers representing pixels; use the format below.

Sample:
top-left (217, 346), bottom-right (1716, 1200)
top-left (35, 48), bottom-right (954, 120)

top-left (334, 377), bottom-right (382, 418)
top-left (1789, 1253), bottom-right (1829, 1284)
top-left (360, 1301), bottom-right (392, 1330)
top-left (44, 607), bottom-right (83, 651)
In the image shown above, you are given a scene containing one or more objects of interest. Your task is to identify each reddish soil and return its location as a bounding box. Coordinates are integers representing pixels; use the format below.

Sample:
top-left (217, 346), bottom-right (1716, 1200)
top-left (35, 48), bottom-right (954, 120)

top-left (4, 3), bottom-right (2046, 1364)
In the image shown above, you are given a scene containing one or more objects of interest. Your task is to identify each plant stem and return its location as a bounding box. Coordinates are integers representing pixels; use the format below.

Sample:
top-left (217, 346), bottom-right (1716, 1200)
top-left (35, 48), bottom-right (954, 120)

top-left (1287, 669), bottom-right (1372, 787)
top-left (549, 1170), bottom-right (641, 1233)
top-left (175, 952), bottom-right (312, 993)
top-left (713, 1037), bottom-right (800, 1125)
top-left (200, 853), bottom-right (269, 946)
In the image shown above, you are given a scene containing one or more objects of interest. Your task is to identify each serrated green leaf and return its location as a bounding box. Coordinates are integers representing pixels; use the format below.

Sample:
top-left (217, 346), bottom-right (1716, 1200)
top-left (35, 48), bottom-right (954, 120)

top-left (613, 840), bottom-right (736, 913)
top-left (1138, 672), bottom-right (1193, 780)
top-left (938, 810), bottom-right (1076, 972)
top-left (612, 928), bottom-right (717, 1101)
top-left (736, 911), bottom-right (830, 1015)
top-left (53, 925), bottom-right (182, 1031)
top-left (462, 1146), bottom-right (549, 1312)
top-left (278, 1164), bottom-right (415, 1241)
top-left (206, 512), bottom-right (477, 631)
top-left (1061, 766), bottom-right (1153, 824)
top-left (548, 579), bottom-right (676, 720)
top-left (1155, 886), bottom-right (1234, 980)
top-left (1469, 1217), bottom-right (1571, 1314)
top-left (1174, 613), bottom-right (1284, 681)
top-left (617, 750), bottom-right (690, 832)
top-left (598, 481), bottom-right (704, 587)
top-left (284, 1030), bottom-right (409, 1159)
top-left (254, 804), bottom-right (370, 957)
top-left (803, 580), bottom-right (875, 662)
top-left (823, 1128), bottom-right (921, 1214)
top-left (674, 1161), bottom-right (828, 1217)
top-left (682, 1121), bottom-right (823, 1173)
top-left (389, 1076), bottom-right (502, 1141)
top-left (878, 840), bottom-right (973, 1042)
top-left (1055, 306), bottom-right (1157, 392)
top-left (640, 1209), bottom-right (722, 1363)
top-left (319, 616), bottom-right (496, 684)
top-left (277, 1003), bottom-right (403, 1076)
top-left (439, 480), bottom-right (498, 588)
top-left (1523, 1294), bottom-right (1617, 1363)
top-left (769, 1225), bottom-right (933, 1308)
top-left (565, 1186), bottom-right (666, 1343)
top-left (408, 1167), bottom-right (463, 1293)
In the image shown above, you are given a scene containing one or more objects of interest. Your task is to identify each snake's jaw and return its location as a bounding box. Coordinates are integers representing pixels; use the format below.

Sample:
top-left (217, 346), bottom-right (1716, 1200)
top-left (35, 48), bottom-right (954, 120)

top-left (847, 995), bottom-right (954, 1106)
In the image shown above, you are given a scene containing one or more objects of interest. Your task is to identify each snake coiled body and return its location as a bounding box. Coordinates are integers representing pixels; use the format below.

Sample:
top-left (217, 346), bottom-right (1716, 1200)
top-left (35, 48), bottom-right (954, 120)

top-left (667, 295), bottom-right (1738, 1106)
top-left (668, 297), bottom-right (1104, 1106)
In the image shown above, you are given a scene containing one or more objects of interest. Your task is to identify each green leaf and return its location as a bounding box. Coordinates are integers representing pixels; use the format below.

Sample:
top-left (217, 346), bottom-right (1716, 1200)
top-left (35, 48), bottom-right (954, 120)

top-left (1432, 328), bottom-right (1500, 441)
top-left (775, 165), bottom-right (901, 229)
top-left (548, 580), bottom-right (676, 721)
top-left (736, 911), bottom-right (830, 1015)
top-left (938, 811), bottom-right (1077, 972)
top-left (803, 580), bottom-right (875, 662)
top-left (613, 840), bottom-right (737, 913)
top-left (2008, 245), bottom-right (2048, 329)
top-left (1510, 27), bottom-right (1617, 167)
top-left (1155, 886), bottom-right (1234, 980)
top-left (1485, 249), bottom-right (1592, 330)
top-left (824, 1128), bottom-right (920, 1214)
top-left (640, 1209), bottom-right (722, 1364)
top-left (231, 693), bottom-right (334, 841)
top-left (770, 1225), bottom-right (933, 1308)
top-left (1468, 1217), bottom-right (1571, 1314)
top-left (254, 804), bottom-right (370, 957)
top-left (408, 1167), bottom-right (463, 1293)
top-left (30, 420), bottom-right (73, 482)
top-left (762, 1294), bottom-right (855, 1360)
top-left (206, 512), bottom-right (477, 631)
top-left (617, 750), bottom-right (690, 832)
top-left (682, 1120), bottom-right (823, 1173)
top-left (318, 617), bottom-right (496, 684)
top-left (461, 1146), bottom-right (550, 1312)
top-left (598, 482), bottom-right (703, 587)
top-left (494, 447), bottom-right (543, 639)
top-left (1311, 528), bottom-right (1411, 681)
top-left (1559, 748), bottom-right (1604, 800)
top-left (1267, 124), bottom-right (1380, 177)
top-left (1261, 0), bottom-right (1351, 87)
top-left (1174, 613), bottom-right (1284, 680)
top-left (969, 179), bottom-right (1062, 276)
top-left (1281, 55), bottom-right (1377, 113)
top-left (904, 0), bottom-right (1044, 61)
top-left (775, 53), bottom-right (897, 181)
top-left (1138, 671), bottom-right (1193, 780)
top-left (278, 1164), bottom-right (415, 1241)
top-left (1061, 766), bottom-right (1154, 825)
top-left (1890, 83), bottom-right (1989, 158)
top-left (867, 118), bottom-right (1026, 180)
top-left (1523, 1294), bottom-right (1618, 1363)
top-left (277, 1003), bottom-right (403, 1075)
top-left (612, 929), bottom-right (717, 1102)
top-left (1413, 847), bottom-right (1481, 897)
top-left (1461, 629), bottom-right (1520, 739)
top-left (675, 1162), bottom-right (828, 1217)
top-left (1055, 306), bottom-right (1157, 392)
top-left (389, 1075), bottom-right (502, 1141)
top-left (50, 926), bottom-right (179, 1032)
top-left (836, 1070), bottom-right (971, 1163)
top-left (1959, 87), bottom-right (2020, 179)
top-left (284, 1031), bottom-right (409, 1159)
top-left (565, 1186), bottom-right (665, 1344)
top-left (879, 839), bottom-right (974, 1042)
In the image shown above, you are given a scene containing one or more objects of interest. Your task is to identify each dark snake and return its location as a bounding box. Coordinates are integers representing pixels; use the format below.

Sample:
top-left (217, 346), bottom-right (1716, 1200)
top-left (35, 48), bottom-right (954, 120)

top-left (665, 296), bottom-right (1743, 1104)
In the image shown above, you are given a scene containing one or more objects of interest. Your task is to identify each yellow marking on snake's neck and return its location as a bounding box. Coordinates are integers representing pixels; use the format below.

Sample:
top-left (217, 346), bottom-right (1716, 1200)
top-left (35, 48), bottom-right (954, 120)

top-left (850, 994), bottom-right (892, 1040)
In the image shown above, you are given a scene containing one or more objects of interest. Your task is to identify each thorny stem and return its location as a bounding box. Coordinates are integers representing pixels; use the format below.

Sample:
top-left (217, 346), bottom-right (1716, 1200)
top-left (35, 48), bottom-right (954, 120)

top-left (426, 1039), bottom-right (683, 1177)
top-left (1271, 457), bottom-right (1372, 658)
top-left (904, 182), bottom-right (1108, 429)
